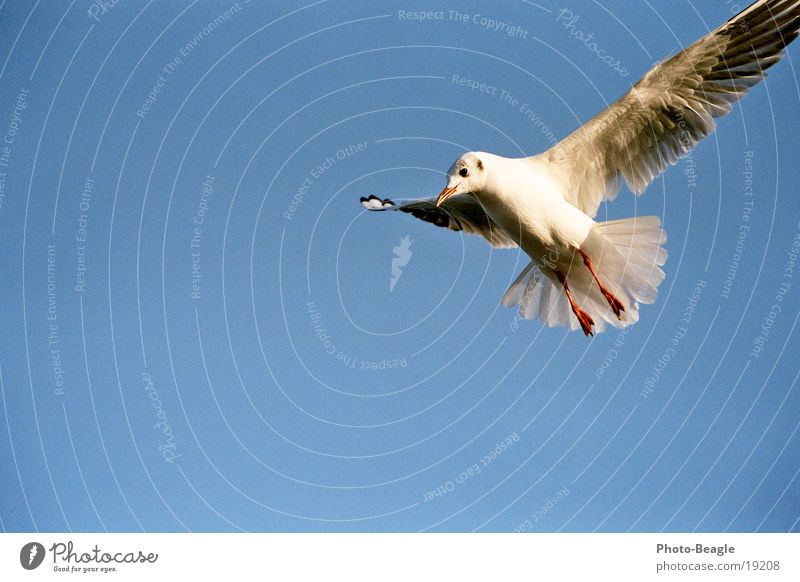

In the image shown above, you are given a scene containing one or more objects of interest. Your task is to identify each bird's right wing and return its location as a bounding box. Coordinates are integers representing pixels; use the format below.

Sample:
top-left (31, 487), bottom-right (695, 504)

top-left (360, 194), bottom-right (518, 248)
top-left (542, 0), bottom-right (800, 218)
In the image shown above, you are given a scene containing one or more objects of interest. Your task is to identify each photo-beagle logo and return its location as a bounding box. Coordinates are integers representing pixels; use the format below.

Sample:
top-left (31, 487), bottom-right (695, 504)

top-left (20, 542), bottom-right (45, 570)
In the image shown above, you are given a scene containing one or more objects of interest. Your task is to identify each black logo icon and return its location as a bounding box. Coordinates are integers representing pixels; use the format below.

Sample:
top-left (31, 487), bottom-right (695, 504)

top-left (20, 542), bottom-right (45, 570)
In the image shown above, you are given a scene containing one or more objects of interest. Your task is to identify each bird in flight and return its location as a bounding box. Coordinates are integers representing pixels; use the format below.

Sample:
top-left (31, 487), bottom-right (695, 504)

top-left (361, 0), bottom-right (800, 336)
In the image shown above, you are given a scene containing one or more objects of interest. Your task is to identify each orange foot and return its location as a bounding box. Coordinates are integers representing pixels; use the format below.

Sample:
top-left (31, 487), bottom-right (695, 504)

top-left (573, 306), bottom-right (595, 337)
top-left (556, 271), bottom-right (595, 337)
top-left (600, 288), bottom-right (625, 320)
top-left (579, 249), bottom-right (626, 320)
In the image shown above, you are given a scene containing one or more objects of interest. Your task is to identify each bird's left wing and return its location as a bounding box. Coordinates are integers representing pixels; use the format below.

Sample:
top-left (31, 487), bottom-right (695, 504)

top-left (360, 194), bottom-right (518, 248)
top-left (542, 0), bottom-right (800, 218)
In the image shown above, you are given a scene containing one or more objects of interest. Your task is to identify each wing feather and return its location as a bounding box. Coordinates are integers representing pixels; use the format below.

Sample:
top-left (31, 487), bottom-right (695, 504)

top-left (360, 194), bottom-right (517, 248)
top-left (543, 0), bottom-right (800, 217)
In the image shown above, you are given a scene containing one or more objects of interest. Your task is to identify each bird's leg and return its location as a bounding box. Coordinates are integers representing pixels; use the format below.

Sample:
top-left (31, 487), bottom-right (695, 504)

top-left (556, 271), bottom-right (594, 337)
top-left (578, 249), bottom-right (625, 320)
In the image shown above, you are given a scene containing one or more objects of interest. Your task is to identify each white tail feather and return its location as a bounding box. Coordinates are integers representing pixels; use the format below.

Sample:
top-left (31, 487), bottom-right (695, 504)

top-left (501, 216), bottom-right (667, 333)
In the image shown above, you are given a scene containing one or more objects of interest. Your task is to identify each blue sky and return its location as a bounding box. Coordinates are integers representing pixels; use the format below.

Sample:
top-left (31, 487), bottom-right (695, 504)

top-left (0, 0), bottom-right (798, 532)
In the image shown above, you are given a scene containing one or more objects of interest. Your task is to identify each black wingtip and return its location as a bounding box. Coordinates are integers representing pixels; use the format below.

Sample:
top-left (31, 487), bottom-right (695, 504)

top-left (360, 195), bottom-right (395, 210)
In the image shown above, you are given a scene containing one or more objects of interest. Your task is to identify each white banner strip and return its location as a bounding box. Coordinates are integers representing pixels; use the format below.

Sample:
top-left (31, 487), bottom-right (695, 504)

top-left (1, 533), bottom-right (797, 581)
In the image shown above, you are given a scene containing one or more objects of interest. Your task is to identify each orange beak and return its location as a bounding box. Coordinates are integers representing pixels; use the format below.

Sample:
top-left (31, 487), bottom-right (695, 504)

top-left (436, 185), bottom-right (458, 207)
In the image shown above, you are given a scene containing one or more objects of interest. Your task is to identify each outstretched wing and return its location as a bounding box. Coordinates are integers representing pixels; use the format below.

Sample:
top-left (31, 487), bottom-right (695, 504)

top-left (360, 194), bottom-right (517, 248)
top-left (544, 0), bottom-right (800, 217)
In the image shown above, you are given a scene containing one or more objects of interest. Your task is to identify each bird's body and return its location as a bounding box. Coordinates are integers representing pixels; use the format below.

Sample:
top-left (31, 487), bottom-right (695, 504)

top-left (361, 0), bottom-right (800, 335)
top-left (415, 152), bottom-right (666, 334)
top-left (472, 153), bottom-right (594, 257)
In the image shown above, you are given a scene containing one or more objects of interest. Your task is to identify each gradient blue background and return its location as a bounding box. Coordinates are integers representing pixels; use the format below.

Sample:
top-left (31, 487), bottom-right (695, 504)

top-left (0, 0), bottom-right (798, 532)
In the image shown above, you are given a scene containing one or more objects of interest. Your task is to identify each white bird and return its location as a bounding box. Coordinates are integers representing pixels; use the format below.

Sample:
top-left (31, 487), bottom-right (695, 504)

top-left (362, 0), bottom-right (800, 335)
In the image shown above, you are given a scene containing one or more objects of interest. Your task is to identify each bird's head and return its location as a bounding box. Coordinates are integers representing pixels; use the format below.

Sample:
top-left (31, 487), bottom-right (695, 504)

top-left (436, 152), bottom-right (488, 206)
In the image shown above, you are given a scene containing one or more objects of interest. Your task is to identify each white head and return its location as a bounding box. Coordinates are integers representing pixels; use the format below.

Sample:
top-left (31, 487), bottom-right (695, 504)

top-left (435, 152), bottom-right (490, 206)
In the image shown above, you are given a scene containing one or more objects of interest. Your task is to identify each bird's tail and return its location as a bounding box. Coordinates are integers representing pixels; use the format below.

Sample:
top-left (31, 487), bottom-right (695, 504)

top-left (501, 216), bottom-right (667, 333)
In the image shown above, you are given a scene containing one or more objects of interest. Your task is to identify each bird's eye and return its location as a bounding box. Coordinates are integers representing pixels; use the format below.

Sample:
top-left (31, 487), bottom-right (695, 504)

top-left (459, 167), bottom-right (468, 177)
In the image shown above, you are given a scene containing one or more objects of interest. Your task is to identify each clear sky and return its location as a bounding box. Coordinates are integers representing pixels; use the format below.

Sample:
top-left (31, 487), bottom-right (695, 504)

top-left (0, 0), bottom-right (798, 532)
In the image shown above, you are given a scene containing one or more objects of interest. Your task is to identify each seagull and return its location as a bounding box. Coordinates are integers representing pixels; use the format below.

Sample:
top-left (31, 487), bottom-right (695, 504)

top-left (361, 0), bottom-right (800, 336)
